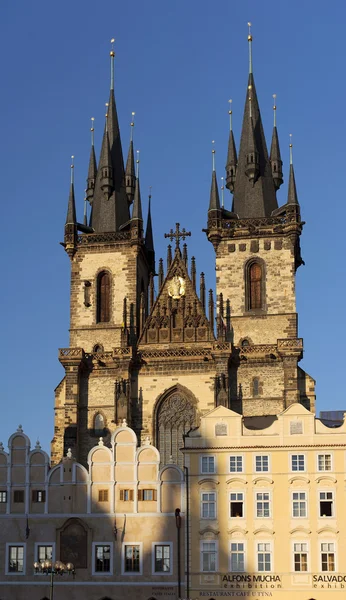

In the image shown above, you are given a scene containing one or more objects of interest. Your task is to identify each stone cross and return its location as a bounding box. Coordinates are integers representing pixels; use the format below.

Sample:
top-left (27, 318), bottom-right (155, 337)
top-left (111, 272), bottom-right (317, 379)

top-left (164, 222), bottom-right (191, 251)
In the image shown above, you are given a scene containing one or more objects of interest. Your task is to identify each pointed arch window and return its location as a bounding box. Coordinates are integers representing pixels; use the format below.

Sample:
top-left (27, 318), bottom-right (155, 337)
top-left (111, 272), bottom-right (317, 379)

top-left (249, 263), bottom-right (262, 309)
top-left (97, 271), bottom-right (111, 323)
top-left (94, 413), bottom-right (105, 435)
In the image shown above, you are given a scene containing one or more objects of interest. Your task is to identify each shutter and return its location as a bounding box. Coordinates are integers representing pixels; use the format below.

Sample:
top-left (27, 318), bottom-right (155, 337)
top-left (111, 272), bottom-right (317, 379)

top-left (129, 490), bottom-right (134, 501)
top-left (153, 489), bottom-right (157, 501)
top-left (138, 489), bottom-right (143, 501)
top-left (120, 490), bottom-right (124, 501)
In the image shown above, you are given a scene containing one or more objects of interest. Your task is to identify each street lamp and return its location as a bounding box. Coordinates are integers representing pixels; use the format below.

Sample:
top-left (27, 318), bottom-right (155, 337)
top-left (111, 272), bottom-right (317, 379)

top-left (33, 559), bottom-right (75, 600)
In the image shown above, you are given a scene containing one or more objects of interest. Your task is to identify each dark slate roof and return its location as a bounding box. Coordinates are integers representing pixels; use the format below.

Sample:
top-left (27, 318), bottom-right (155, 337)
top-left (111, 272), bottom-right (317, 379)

top-left (226, 128), bottom-right (237, 168)
top-left (232, 73), bottom-right (278, 218)
top-left (209, 170), bottom-right (220, 210)
top-left (125, 139), bottom-right (135, 181)
top-left (66, 182), bottom-right (76, 225)
top-left (132, 177), bottom-right (143, 220)
top-left (287, 164), bottom-right (299, 205)
top-left (145, 195), bottom-right (154, 253)
top-left (269, 125), bottom-right (282, 163)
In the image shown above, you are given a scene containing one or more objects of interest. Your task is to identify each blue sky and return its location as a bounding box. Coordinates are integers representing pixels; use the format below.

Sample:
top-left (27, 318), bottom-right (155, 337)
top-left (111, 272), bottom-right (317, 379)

top-left (1, 0), bottom-right (345, 452)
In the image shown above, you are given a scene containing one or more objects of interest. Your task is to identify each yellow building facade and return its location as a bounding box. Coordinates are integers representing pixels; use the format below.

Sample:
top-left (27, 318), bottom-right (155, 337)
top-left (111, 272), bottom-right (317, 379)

top-left (184, 404), bottom-right (346, 599)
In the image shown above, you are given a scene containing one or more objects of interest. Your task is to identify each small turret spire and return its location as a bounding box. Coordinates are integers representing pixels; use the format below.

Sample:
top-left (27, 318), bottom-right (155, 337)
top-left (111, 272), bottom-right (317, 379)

top-left (270, 94), bottom-right (283, 190)
top-left (209, 143), bottom-right (220, 210)
top-left (86, 117), bottom-right (97, 204)
top-left (132, 153), bottom-right (143, 221)
top-left (248, 22), bottom-right (253, 74)
top-left (83, 196), bottom-right (88, 226)
top-left (287, 134), bottom-right (299, 205)
top-left (145, 187), bottom-right (155, 273)
top-left (226, 99), bottom-right (237, 193)
top-left (66, 156), bottom-right (76, 224)
top-left (125, 112), bottom-right (136, 204)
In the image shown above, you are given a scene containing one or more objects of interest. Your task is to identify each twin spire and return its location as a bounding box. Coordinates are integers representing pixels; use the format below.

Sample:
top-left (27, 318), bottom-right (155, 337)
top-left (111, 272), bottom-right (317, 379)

top-left (211, 23), bottom-right (299, 218)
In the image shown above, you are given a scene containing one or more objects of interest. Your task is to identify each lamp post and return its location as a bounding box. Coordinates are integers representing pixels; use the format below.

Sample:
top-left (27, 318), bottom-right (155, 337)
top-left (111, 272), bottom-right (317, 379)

top-left (34, 559), bottom-right (75, 600)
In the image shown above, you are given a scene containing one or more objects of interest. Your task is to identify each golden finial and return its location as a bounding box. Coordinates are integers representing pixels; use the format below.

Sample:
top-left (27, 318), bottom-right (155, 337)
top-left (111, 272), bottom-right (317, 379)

top-left (272, 94), bottom-right (277, 127)
top-left (90, 117), bottom-right (95, 146)
top-left (289, 133), bottom-right (293, 165)
top-left (110, 38), bottom-right (115, 90)
top-left (70, 155), bottom-right (74, 184)
top-left (221, 176), bottom-right (225, 208)
top-left (130, 111), bottom-right (135, 141)
top-left (136, 150), bottom-right (140, 178)
top-left (247, 22), bottom-right (253, 74)
top-left (212, 140), bottom-right (216, 171)
top-left (228, 99), bottom-right (233, 131)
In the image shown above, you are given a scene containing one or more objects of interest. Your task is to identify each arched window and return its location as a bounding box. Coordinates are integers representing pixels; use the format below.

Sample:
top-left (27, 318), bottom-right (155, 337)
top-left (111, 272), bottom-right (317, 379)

top-left (253, 377), bottom-right (260, 397)
top-left (241, 339), bottom-right (250, 347)
top-left (94, 413), bottom-right (105, 435)
top-left (249, 262), bottom-right (263, 310)
top-left (97, 271), bottom-right (111, 323)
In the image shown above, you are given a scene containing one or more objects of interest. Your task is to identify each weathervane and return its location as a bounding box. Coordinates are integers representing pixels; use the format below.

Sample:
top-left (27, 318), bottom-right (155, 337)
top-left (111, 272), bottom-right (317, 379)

top-left (164, 223), bottom-right (191, 251)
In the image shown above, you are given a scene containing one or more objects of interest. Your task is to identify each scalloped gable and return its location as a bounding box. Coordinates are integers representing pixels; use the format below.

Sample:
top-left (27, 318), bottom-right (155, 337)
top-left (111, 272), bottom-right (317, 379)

top-left (203, 405), bottom-right (239, 419)
top-left (279, 403), bottom-right (313, 417)
top-left (139, 249), bottom-right (214, 345)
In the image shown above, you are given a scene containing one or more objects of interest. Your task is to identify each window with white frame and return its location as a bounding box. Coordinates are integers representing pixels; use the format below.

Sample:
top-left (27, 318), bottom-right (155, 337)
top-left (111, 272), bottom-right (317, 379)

top-left (201, 456), bottom-right (215, 474)
top-left (36, 545), bottom-right (53, 565)
top-left (0, 491), bottom-right (7, 503)
top-left (257, 542), bottom-right (272, 572)
top-left (256, 492), bottom-right (271, 518)
top-left (153, 544), bottom-right (171, 573)
top-left (292, 492), bottom-right (307, 518)
top-left (319, 491), bottom-right (334, 517)
top-left (318, 454), bottom-right (332, 472)
top-left (94, 544), bottom-right (111, 573)
top-left (124, 544), bottom-right (140, 573)
top-left (255, 455), bottom-right (269, 472)
top-left (8, 545), bottom-right (24, 573)
top-left (230, 492), bottom-right (244, 518)
top-left (293, 543), bottom-right (308, 572)
top-left (201, 492), bottom-right (216, 519)
top-left (201, 541), bottom-right (217, 572)
top-left (291, 454), bottom-right (305, 472)
top-left (321, 542), bottom-right (336, 572)
top-left (230, 455), bottom-right (243, 473)
top-left (230, 542), bottom-right (245, 572)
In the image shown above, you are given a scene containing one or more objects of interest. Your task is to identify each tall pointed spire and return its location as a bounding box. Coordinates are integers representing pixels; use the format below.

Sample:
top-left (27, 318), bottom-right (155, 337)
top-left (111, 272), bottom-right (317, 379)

top-left (86, 117), bottom-right (97, 204)
top-left (90, 39), bottom-right (130, 232)
top-left (66, 156), bottom-right (77, 224)
top-left (99, 113), bottom-right (113, 200)
top-left (132, 151), bottom-right (143, 220)
top-left (287, 135), bottom-right (299, 205)
top-left (209, 142), bottom-right (220, 210)
top-left (270, 94), bottom-right (283, 190)
top-left (125, 112), bottom-right (136, 204)
top-left (145, 187), bottom-right (155, 273)
top-left (225, 99), bottom-right (237, 193)
top-left (232, 24), bottom-right (278, 218)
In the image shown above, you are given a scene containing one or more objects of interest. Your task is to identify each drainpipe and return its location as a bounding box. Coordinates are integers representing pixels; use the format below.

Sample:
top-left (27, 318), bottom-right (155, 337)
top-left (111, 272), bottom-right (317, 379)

top-left (175, 508), bottom-right (181, 598)
top-left (183, 466), bottom-right (190, 600)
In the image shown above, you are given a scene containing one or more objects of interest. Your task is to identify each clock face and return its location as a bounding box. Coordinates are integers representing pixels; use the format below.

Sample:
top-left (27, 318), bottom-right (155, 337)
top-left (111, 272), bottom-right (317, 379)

top-left (168, 276), bottom-right (186, 300)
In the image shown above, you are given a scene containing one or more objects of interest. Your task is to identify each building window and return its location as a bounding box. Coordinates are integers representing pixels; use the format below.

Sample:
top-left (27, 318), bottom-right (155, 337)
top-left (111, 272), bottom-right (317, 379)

top-left (230, 542), bottom-right (245, 572)
top-left (0, 491), bottom-right (7, 503)
top-left (124, 544), bottom-right (140, 573)
top-left (241, 339), bottom-right (250, 347)
top-left (321, 543), bottom-right (335, 572)
top-left (249, 262), bottom-right (263, 310)
top-left (8, 546), bottom-right (24, 573)
top-left (230, 456), bottom-right (243, 473)
top-left (230, 492), bottom-right (244, 518)
top-left (253, 378), bottom-right (260, 397)
top-left (120, 489), bottom-right (134, 501)
top-left (201, 492), bottom-right (216, 519)
top-left (318, 454), bottom-right (332, 471)
top-left (294, 543), bottom-right (308, 572)
top-left (154, 544), bottom-right (171, 573)
top-left (201, 456), bottom-right (215, 474)
top-left (13, 490), bottom-right (24, 503)
top-left (319, 491), bottom-right (334, 517)
top-left (97, 271), bottom-right (111, 323)
top-left (291, 454), bottom-right (305, 472)
top-left (95, 545), bottom-right (111, 573)
top-left (94, 413), bottom-right (105, 435)
top-left (138, 489), bottom-right (157, 501)
top-left (32, 490), bottom-right (46, 503)
top-left (292, 492), bottom-right (307, 518)
top-left (98, 489), bottom-right (109, 502)
top-left (257, 543), bottom-right (272, 572)
top-left (36, 545), bottom-right (53, 566)
top-left (255, 455), bottom-right (269, 472)
top-left (201, 542), bottom-right (217, 572)
top-left (256, 492), bottom-right (271, 518)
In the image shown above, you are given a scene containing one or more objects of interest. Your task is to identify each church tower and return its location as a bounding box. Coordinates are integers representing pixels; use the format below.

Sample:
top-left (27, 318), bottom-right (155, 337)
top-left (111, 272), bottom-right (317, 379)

top-left (206, 25), bottom-right (315, 417)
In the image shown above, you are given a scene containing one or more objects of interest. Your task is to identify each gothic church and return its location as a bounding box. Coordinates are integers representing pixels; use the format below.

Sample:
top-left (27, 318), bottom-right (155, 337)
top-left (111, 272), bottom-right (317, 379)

top-left (52, 32), bottom-right (315, 468)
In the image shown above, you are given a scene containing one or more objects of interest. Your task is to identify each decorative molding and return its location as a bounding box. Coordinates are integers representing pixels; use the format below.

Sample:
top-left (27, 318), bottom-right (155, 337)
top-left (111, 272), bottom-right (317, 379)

top-left (288, 476), bottom-right (310, 484)
top-left (315, 475), bottom-right (337, 484)
top-left (317, 526), bottom-right (339, 535)
top-left (198, 478), bottom-right (219, 486)
top-left (252, 477), bottom-right (274, 485)
top-left (199, 526), bottom-right (220, 536)
top-left (227, 526), bottom-right (248, 536)
top-left (225, 478), bottom-right (247, 485)
top-left (289, 527), bottom-right (311, 535)
top-left (253, 527), bottom-right (275, 536)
